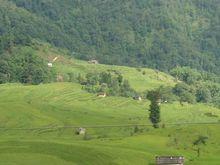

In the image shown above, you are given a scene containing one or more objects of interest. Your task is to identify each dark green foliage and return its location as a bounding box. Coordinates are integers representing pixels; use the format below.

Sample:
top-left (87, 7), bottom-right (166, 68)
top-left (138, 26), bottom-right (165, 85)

top-left (0, 47), bottom-right (54, 84)
top-left (19, 53), bottom-right (47, 84)
top-left (193, 136), bottom-right (208, 157)
top-left (193, 136), bottom-right (208, 146)
top-left (170, 67), bottom-right (202, 84)
top-left (157, 86), bottom-right (178, 103)
top-left (0, 57), bottom-right (10, 83)
top-left (0, 0), bottom-right (219, 75)
top-left (82, 71), bottom-right (136, 97)
top-left (170, 66), bottom-right (220, 106)
top-left (147, 90), bottom-right (161, 128)
top-left (173, 83), bottom-right (196, 104)
top-left (170, 67), bottom-right (220, 84)
top-left (133, 126), bottom-right (140, 134)
top-left (196, 86), bottom-right (212, 103)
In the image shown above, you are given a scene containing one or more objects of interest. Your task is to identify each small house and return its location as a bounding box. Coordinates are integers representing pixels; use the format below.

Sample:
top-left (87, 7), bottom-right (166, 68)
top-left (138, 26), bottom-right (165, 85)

top-left (156, 156), bottom-right (184, 165)
top-left (97, 92), bottom-right (106, 98)
top-left (88, 59), bottom-right (99, 64)
top-left (47, 63), bottom-right (53, 67)
top-left (76, 127), bottom-right (86, 135)
top-left (133, 96), bottom-right (142, 101)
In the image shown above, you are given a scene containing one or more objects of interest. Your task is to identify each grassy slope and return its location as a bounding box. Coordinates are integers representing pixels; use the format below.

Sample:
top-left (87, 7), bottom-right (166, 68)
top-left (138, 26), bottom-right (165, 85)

top-left (0, 45), bottom-right (220, 165)
top-left (35, 43), bottom-right (176, 92)
top-left (0, 83), bottom-right (219, 165)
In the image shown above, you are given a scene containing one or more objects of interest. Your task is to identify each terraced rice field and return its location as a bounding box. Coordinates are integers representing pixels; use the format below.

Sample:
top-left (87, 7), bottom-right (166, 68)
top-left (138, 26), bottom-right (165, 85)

top-left (0, 82), bottom-right (220, 164)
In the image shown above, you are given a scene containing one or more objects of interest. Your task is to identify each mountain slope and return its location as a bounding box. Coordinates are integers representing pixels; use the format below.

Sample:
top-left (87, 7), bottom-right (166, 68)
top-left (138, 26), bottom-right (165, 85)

top-left (0, 82), bottom-right (220, 165)
top-left (1, 0), bottom-right (220, 74)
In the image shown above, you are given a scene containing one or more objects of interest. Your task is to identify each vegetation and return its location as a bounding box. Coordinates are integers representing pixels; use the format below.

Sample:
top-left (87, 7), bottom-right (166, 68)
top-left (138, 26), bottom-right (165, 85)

top-left (78, 71), bottom-right (136, 97)
top-left (170, 66), bottom-right (220, 107)
top-left (0, 45), bottom-right (219, 164)
top-left (0, 0), bottom-right (219, 75)
top-left (193, 136), bottom-right (209, 157)
top-left (0, 82), bottom-right (219, 164)
top-left (0, 0), bottom-right (219, 163)
top-left (147, 89), bottom-right (161, 128)
top-left (0, 46), bottom-right (55, 84)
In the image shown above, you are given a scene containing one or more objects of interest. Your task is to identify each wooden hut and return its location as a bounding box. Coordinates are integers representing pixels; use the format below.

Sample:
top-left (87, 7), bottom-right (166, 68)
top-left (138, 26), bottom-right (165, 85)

top-left (76, 128), bottom-right (86, 135)
top-left (97, 92), bottom-right (106, 98)
top-left (88, 59), bottom-right (99, 64)
top-left (156, 156), bottom-right (184, 165)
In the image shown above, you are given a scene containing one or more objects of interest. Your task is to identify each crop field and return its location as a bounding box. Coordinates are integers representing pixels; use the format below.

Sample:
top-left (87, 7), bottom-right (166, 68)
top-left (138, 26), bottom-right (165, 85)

top-left (0, 82), bottom-right (219, 165)
top-left (0, 45), bottom-right (219, 165)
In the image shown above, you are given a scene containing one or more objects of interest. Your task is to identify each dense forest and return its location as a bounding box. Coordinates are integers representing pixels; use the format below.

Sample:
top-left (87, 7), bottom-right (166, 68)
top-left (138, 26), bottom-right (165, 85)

top-left (0, 0), bottom-right (219, 75)
top-left (0, 46), bottom-right (55, 84)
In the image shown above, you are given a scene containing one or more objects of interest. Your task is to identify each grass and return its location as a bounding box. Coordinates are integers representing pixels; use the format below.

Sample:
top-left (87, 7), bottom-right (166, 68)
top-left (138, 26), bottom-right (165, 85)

top-left (0, 44), bottom-right (219, 164)
top-left (0, 82), bottom-right (220, 165)
top-left (35, 43), bottom-right (176, 92)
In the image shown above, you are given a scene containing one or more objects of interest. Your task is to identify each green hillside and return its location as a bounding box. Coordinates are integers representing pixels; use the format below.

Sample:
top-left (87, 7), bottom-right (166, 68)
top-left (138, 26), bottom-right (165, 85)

top-left (0, 45), bottom-right (219, 164)
top-left (34, 43), bottom-right (176, 92)
top-left (0, 0), bottom-right (219, 74)
top-left (0, 82), bottom-right (220, 165)
top-left (0, 0), bottom-right (220, 163)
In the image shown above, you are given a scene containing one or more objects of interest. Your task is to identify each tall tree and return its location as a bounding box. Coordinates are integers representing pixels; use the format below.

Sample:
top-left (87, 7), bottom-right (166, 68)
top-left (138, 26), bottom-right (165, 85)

top-left (147, 89), bottom-right (161, 128)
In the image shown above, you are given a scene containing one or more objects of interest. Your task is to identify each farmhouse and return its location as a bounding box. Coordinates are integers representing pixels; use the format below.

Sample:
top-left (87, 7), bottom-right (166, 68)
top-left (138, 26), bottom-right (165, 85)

top-left (47, 63), bottom-right (53, 67)
top-left (88, 59), bottom-right (99, 64)
top-left (133, 96), bottom-right (142, 101)
top-left (76, 127), bottom-right (86, 135)
top-left (97, 92), bottom-right (106, 98)
top-left (156, 156), bottom-right (184, 165)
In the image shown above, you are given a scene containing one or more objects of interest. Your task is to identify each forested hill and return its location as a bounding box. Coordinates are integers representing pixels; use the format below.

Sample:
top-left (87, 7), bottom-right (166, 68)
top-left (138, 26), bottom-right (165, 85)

top-left (0, 0), bottom-right (220, 74)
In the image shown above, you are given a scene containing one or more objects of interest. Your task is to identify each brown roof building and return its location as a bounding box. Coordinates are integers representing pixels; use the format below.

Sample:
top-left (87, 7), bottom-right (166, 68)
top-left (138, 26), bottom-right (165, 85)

top-left (156, 156), bottom-right (184, 165)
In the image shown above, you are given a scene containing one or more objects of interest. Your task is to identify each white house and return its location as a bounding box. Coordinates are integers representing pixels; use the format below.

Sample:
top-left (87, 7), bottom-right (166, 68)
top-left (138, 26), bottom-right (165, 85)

top-left (48, 63), bottom-right (53, 67)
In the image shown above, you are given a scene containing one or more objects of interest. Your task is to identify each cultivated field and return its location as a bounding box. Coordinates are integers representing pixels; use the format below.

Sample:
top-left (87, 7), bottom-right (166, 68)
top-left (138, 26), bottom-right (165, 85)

top-left (0, 82), bottom-right (219, 165)
top-left (0, 45), bottom-right (219, 164)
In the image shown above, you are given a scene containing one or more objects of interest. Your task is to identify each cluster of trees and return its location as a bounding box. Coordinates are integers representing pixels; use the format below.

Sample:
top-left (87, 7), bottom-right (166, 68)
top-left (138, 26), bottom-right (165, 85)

top-left (170, 67), bottom-right (220, 84)
top-left (148, 81), bottom-right (220, 108)
top-left (170, 67), bottom-right (220, 107)
top-left (0, 0), bottom-right (219, 75)
top-left (0, 47), bottom-right (55, 84)
top-left (146, 68), bottom-right (220, 108)
top-left (77, 70), bottom-right (136, 97)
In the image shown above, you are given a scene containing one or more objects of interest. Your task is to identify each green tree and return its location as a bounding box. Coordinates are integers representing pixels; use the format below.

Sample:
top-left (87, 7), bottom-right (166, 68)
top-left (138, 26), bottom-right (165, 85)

top-left (158, 86), bottom-right (177, 103)
top-left (0, 59), bottom-right (10, 83)
top-left (120, 80), bottom-right (135, 97)
top-left (173, 83), bottom-right (196, 104)
top-left (193, 136), bottom-right (208, 157)
top-left (196, 86), bottom-right (212, 103)
top-left (19, 53), bottom-right (49, 84)
top-left (170, 67), bottom-right (202, 84)
top-left (147, 90), bottom-right (161, 128)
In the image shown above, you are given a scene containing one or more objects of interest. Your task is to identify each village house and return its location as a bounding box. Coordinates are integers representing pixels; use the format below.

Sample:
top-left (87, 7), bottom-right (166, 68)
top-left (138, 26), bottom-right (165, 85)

top-left (76, 127), bottom-right (86, 135)
top-left (88, 59), bottom-right (99, 64)
top-left (156, 156), bottom-right (184, 165)
top-left (47, 63), bottom-right (53, 67)
top-left (133, 96), bottom-right (142, 101)
top-left (97, 92), bottom-right (107, 98)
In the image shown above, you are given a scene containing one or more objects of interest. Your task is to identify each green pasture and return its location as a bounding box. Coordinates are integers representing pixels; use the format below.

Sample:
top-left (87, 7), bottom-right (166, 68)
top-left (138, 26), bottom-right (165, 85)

top-left (0, 82), bottom-right (219, 164)
top-left (0, 45), bottom-right (219, 165)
